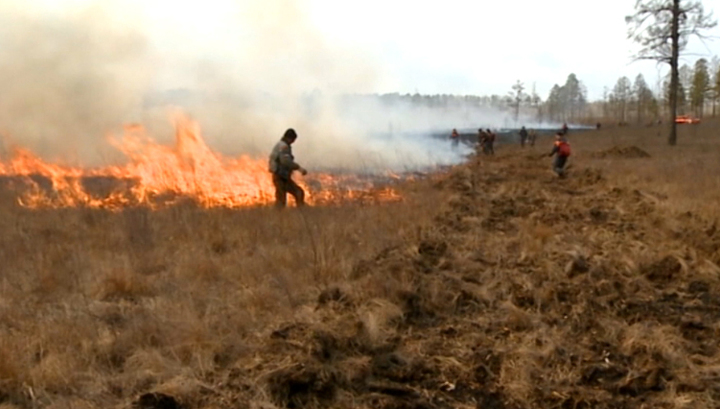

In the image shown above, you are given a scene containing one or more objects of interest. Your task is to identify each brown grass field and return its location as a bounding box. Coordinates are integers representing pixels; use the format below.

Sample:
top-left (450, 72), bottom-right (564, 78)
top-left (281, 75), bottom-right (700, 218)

top-left (1, 119), bottom-right (720, 409)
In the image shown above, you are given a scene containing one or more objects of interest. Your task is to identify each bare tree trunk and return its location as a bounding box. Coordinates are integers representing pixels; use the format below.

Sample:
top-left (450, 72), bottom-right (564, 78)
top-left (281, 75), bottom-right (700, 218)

top-left (668, 0), bottom-right (680, 146)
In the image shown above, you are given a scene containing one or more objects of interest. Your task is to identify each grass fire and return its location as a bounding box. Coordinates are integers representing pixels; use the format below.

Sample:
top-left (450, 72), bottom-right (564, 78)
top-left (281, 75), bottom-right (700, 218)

top-left (0, 115), bottom-right (402, 210)
top-left (2, 0), bottom-right (720, 408)
top-left (3, 121), bottom-right (720, 409)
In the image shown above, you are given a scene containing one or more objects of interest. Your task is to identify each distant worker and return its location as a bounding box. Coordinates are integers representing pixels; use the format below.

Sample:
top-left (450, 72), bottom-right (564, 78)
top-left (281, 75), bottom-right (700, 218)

top-left (528, 129), bottom-right (537, 146)
top-left (596, 122), bottom-right (601, 130)
top-left (268, 128), bottom-right (308, 208)
top-left (476, 129), bottom-right (486, 155)
top-left (519, 126), bottom-right (528, 147)
top-left (478, 129), bottom-right (491, 155)
top-left (451, 128), bottom-right (460, 148)
top-left (485, 128), bottom-right (496, 155)
top-left (561, 122), bottom-right (569, 136)
top-left (548, 132), bottom-right (571, 178)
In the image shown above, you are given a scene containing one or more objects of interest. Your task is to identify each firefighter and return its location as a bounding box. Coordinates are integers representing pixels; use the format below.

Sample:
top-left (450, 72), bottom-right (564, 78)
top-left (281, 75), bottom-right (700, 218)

top-left (476, 129), bottom-right (486, 155)
top-left (477, 129), bottom-right (490, 155)
top-left (268, 128), bottom-right (307, 208)
top-left (519, 126), bottom-right (528, 147)
top-left (485, 128), bottom-right (496, 155)
top-left (561, 122), bottom-right (569, 136)
top-left (548, 132), bottom-right (571, 178)
top-left (451, 128), bottom-right (460, 148)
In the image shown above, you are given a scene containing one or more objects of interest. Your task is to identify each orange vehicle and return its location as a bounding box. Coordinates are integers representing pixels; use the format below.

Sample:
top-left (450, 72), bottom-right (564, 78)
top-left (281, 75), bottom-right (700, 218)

top-left (675, 115), bottom-right (701, 124)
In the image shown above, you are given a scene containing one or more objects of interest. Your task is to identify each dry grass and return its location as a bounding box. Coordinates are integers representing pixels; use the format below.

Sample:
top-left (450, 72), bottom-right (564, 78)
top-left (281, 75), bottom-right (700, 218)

top-left (571, 118), bottom-right (720, 216)
top-left (1, 120), bottom-right (720, 408)
top-left (0, 181), bottom-right (444, 408)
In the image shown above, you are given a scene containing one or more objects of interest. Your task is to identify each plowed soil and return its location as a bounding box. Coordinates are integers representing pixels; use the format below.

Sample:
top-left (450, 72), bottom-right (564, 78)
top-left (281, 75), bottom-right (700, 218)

top-left (186, 152), bottom-right (720, 409)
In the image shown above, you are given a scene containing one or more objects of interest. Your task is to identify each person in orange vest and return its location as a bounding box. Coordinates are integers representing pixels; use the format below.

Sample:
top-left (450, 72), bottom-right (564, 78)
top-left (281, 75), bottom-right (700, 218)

top-left (451, 128), bottom-right (460, 148)
top-left (548, 133), bottom-right (571, 177)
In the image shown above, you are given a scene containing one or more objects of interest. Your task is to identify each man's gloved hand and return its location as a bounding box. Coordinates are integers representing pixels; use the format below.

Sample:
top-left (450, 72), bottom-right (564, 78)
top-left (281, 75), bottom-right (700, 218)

top-left (299, 167), bottom-right (308, 176)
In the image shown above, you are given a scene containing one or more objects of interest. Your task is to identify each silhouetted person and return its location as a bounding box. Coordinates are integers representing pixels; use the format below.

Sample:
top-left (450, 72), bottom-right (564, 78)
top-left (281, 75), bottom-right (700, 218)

top-left (485, 128), bottom-right (495, 155)
top-left (451, 128), bottom-right (460, 148)
top-left (519, 126), bottom-right (528, 147)
top-left (268, 128), bottom-right (307, 208)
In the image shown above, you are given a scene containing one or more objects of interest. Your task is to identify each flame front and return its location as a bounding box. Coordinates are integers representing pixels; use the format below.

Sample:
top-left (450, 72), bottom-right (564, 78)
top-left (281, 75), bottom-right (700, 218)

top-left (0, 116), bottom-right (401, 209)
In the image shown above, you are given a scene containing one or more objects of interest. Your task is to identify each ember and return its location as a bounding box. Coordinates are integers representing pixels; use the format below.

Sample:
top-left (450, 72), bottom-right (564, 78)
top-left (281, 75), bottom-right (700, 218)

top-left (0, 116), bottom-right (402, 209)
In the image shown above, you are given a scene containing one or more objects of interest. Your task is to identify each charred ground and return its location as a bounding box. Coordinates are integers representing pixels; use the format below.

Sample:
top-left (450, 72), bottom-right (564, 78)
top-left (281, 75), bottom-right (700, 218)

top-left (0, 121), bottom-right (719, 409)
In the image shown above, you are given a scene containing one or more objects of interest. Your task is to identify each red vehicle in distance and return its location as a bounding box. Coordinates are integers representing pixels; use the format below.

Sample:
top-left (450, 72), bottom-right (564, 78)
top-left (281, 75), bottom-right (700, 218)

top-left (675, 115), bottom-right (701, 124)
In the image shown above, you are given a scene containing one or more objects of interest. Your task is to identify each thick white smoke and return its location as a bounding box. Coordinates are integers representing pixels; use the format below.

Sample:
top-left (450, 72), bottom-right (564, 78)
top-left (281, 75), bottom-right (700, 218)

top-left (0, 0), bottom-right (509, 172)
top-left (0, 1), bottom-right (151, 165)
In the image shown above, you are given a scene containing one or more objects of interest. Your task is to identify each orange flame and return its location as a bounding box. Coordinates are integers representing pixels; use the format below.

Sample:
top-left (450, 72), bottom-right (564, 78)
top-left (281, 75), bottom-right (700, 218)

top-left (0, 116), bottom-right (401, 209)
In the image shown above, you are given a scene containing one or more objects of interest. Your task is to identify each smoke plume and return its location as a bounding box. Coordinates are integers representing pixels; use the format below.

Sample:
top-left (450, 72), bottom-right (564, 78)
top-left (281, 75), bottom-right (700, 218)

top-left (0, 0), bottom-right (493, 172)
top-left (0, 1), bottom-right (151, 165)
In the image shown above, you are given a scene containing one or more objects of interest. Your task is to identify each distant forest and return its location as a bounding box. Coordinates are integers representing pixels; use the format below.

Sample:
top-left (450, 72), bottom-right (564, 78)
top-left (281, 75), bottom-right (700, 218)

top-left (340, 56), bottom-right (720, 126)
top-left (146, 57), bottom-right (720, 128)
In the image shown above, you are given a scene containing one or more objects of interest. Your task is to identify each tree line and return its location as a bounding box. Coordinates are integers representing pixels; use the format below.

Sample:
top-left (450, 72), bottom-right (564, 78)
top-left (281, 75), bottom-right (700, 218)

top-left (602, 56), bottom-right (720, 125)
top-left (355, 0), bottom-right (717, 146)
top-left (340, 56), bottom-right (719, 128)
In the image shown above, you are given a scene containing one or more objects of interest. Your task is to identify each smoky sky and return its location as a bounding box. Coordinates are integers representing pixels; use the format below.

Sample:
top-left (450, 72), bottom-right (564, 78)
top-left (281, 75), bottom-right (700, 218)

top-left (0, 0), bottom-right (537, 172)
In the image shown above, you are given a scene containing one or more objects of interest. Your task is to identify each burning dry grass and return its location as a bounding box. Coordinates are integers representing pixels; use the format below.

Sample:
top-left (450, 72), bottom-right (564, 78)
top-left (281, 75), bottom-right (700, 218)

top-left (0, 116), bottom-right (403, 210)
top-left (1, 121), bottom-right (720, 408)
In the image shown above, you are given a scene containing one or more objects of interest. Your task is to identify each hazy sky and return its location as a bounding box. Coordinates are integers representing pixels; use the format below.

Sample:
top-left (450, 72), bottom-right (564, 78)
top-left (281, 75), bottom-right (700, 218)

top-left (0, 0), bottom-right (716, 167)
top-left (10, 0), bottom-right (720, 100)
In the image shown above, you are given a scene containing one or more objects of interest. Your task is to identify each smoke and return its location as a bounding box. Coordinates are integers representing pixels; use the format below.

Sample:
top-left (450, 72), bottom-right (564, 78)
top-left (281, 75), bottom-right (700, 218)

top-left (0, 1), bottom-right (151, 164)
top-left (141, 0), bottom-right (484, 172)
top-left (0, 0), bottom-right (499, 172)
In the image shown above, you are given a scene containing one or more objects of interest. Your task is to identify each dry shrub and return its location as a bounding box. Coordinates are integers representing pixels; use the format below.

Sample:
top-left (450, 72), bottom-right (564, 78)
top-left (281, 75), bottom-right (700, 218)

top-left (0, 338), bottom-right (23, 388)
top-left (592, 145), bottom-right (651, 159)
top-left (97, 268), bottom-right (154, 301)
top-left (27, 352), bottom-right (80, 394)
top-left (43, 398), bottom-right (96, 409)
top-left (498, 348), bottom-right (535, 405)
top-left (356, 299), bottom-right (403, 348)
top-left (149, 375), bottom-right (209, 408)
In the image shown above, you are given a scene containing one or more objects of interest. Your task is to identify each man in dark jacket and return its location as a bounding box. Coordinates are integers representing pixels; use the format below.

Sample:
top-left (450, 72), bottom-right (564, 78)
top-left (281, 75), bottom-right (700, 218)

top-left (519, 126), bottom-right (528, 147)
top-left (268, 128), bottom-right (307, 207)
